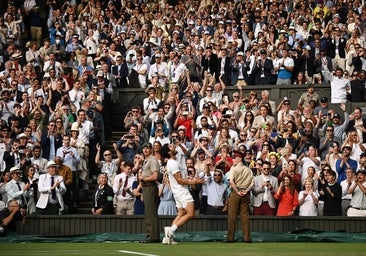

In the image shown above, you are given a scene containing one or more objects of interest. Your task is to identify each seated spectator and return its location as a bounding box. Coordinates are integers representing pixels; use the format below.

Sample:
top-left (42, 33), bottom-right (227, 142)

top-left (0, 199), bottom-right (27, 235)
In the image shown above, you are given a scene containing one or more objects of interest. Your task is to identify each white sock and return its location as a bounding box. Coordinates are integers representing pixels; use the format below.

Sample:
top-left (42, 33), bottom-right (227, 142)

top-left (171, 224), bottom-right (178, 233)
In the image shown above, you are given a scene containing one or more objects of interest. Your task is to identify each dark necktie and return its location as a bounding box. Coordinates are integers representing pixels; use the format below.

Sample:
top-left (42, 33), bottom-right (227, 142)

top-left (16, 182), bottom-right (25, 206)
top-left (51, 176), bottom-right (57, 200)
top-left (122, 177), bottom-right (129, 197)
top-left (95, 188), bottom-right (102, 207)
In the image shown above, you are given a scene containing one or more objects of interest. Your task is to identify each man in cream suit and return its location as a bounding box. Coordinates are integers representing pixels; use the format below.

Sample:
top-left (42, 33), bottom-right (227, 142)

top-left (6, 166), bottom-right (31, 208)
top-left (36, 160), bottom-right (67, 215)
top-left (252, 105), bottom-right (276, 130)
top-left (252, 161), bottom-right (278, 215)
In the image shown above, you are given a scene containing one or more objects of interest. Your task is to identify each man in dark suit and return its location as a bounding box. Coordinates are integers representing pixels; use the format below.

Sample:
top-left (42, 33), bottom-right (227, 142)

top-left (328, 28), bottom-right (346, 71)
top-left (3, 140), bottom-right (27, 172)
top-left (40, 120), bottom-right (63, 160)
top-left (351, 47), bottom-right (366, 72)
top-left (201, 45), bottom-right (219, 80)
top-left (92, 173), bottom-right (114, 215)
top-left (218, 48), bottom-right (232, 86)
top-left (252, 49), bottom-right (275, 85)
top-left (111, 56), bottom-right (129, 88)
top-left (299, 46), bottom-right (316, 83)
top-left (350, 70), bottom-right (366, 102)
top-left (346, 107), bottom-right (366, 143)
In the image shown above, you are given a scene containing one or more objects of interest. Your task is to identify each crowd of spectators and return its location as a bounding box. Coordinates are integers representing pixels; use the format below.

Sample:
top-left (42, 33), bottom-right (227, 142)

top-left (0, 0), bottom-right (366, 219)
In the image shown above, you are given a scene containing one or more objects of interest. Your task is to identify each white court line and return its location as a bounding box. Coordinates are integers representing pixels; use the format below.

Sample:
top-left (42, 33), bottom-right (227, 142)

top-left (118, 250), bottom-right (160, 256)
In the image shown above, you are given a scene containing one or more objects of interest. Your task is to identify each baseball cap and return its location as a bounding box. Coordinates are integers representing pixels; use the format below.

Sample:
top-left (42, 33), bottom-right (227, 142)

top-left (333, 113), bottom-right (341, 119)
top-left (142, 142), bottom-right (152, 148)
top-left (320, 97), bottom-right (328, 103)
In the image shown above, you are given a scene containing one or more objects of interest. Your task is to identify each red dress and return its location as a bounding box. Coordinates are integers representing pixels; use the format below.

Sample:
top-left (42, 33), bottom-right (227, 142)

top-left (274, 188), bottom-right (299, 216)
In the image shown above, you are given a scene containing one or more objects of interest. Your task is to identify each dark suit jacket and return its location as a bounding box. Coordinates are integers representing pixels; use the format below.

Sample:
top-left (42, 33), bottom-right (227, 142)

top-left (3, 152), bottom-right (26, 172)
top-left (219, 56), bottom-right (232, 86)
top-left (299, 54), bottom-right (315, 77)
top-left (346, 119), bottom-right (366, 143)
top-left (252, 58), bottom-right (275, 85)
top-left (40, 131), bottom-right (63, 159)
top-left (93, 184), bottom-right (114, 214)
top-left (328, 37), bottom-right (347, 58)
top-left (351, 56), bottom-right (366, 72)
top-left (350, 79), bottom-right (365, 102)
top-left (201, 53), bottom-right (219, 79)
top-left (112, 63), bottom-right (129, 88)
top-left (314, 56), bottom-right (333, 74)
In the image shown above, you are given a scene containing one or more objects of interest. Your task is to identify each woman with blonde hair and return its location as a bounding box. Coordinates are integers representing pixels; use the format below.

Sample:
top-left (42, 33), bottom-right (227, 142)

top-left (298, 178), bottom-right (319, 216)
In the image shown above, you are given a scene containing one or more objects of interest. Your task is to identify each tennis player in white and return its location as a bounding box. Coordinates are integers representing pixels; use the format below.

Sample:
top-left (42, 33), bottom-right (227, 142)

top-left (162, 144), bottom-right (205, 244)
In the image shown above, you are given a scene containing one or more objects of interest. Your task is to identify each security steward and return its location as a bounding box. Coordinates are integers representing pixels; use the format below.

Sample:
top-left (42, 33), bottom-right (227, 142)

top-left (140, 142), bottom-right (160, 243)
top-left (225, 150), bottom-right (254, 243)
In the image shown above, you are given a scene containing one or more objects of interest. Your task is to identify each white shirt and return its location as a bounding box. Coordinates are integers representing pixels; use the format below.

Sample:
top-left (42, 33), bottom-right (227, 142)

top-left (322, 70), bottom-right (350, 104)
top-left (298, 190), bottom-right (319, 216)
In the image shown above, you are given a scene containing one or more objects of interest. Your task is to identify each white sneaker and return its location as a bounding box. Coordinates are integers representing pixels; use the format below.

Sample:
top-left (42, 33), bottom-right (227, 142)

top-left (162, 237), bottom-right (169, 244)
top-left (169, 239), bottom-right (178, 245)
top-left (162, 226), bottom-right (170, 244)
top-left (166, 227), bottom-right (177, 245)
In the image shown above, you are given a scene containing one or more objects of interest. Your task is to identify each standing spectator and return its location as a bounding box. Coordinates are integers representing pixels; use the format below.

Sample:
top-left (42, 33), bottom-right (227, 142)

top-left (329, 26), bottom-right (347, 71)
top-left (204, 169), bottom-right (227, 215)
top-left (252, 49), bottom-right (275, 85)
top-left (319, 125), bottom-right (341, 160)
top-left (274, 174), bottom-right (299, 216)
top-left (95, 143), bottom-right (122, 186)
top-left (298, 178), bottom-right (319, 216)
top-left (40, 120), bottom-right (62, 160)
top-left (30, 145), bottom-right (48, 175)
top-left (111, 55), bottom-right (129, 88)
top-left (319, 169), bottom-right (342, 216)
top-left (297, 84), bottom-right (320, 111)
top-left (335, 144), bottom-right (358, 183)
top-left (158, 174), bottom-right (177, 216)
top-left (225, 150), bottom-right (253, 243)
top-left (36, 160), bottom-right (67, 215)
top-left (340, 168), bottom-right (355, 216)
top-left (350, 70), bottom-right (366, 102)
top-left (148, 53), bottom-right (169, 88)
top-left (322, 68), bottom-right (350, 104)
top-left (252, 161), bottom-right (278, 216)
top-left (53, 157), bottom-right (73, 214)
top-left (275, 49), bottom-right (294, 85)
top-left (91, 173), bottom-right (114, 215)
top-left (113, 162), bottom-right (135, 216)
top-left (140, 142), bottom-right (160, 243)
top-left (347, 169), bottom-right (366, 217)
top-left (5, 167), bottom-right (31, 208)
top-left (132, 168), bottom-right (144, 215)
top-left (346, 107), bottom-right (366, 143)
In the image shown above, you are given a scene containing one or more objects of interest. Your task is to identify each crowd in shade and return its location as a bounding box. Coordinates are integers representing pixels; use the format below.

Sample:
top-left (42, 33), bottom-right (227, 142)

top-left (0, 0), bottom-right (366, 221)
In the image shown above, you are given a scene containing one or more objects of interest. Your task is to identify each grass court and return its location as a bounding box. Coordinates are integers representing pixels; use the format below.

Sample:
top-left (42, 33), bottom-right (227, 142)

top-left (1, 242), bottom-right (366, 256)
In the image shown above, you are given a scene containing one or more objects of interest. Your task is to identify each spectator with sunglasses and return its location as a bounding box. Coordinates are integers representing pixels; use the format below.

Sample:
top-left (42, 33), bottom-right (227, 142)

top-left (252, 161), bottom-right (278, 215)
